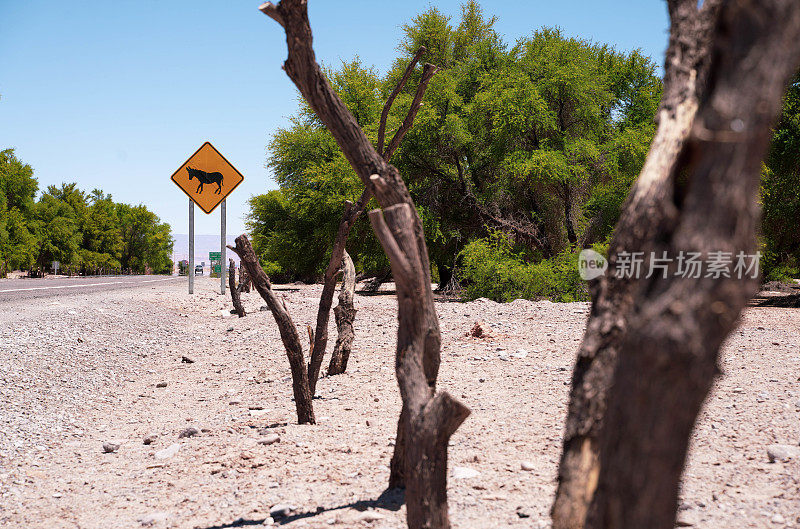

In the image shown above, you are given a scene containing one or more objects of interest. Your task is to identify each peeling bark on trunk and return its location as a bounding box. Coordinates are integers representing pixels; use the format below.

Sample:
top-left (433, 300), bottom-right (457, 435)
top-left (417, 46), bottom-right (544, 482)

top-left (260, 3), bottom-right (469, 526)
top-left (229, 235), bottom-right (315, 425)
top-left (238, 262), bottom-right (251, 293)
top-left (552, 3), bottom-right (717, 525)
top-left (327, 250), bottom-right (356, 376)
top-left (552, 2), bottom-right (800, 529)
top-left (229, 259), bottom-right (245, 318)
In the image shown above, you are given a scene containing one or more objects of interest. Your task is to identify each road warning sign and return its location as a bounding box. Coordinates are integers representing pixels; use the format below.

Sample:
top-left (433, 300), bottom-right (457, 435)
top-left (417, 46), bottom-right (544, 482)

top-left (170, 142), bottom-right (244, 214)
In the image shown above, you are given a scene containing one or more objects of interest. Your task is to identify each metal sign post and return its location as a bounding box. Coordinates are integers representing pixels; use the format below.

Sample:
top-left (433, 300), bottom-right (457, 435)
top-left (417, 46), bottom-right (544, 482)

top-left (220, 199), bottom-right (226, 295)
top-left (189, 200), bottom-right (195, 294)
top-left (170, 141), bottom-right (243, 297)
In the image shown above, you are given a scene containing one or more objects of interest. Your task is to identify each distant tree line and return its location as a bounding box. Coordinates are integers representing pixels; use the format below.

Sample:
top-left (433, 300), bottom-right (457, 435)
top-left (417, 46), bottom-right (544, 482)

top-left (0, 148), bottom-right (173, 276)
top-left (246, 2), bottom-right (797, 296)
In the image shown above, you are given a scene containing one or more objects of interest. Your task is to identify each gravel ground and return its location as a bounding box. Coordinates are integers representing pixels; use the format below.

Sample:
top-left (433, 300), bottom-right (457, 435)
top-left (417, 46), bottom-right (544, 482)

top-left (0, 277), bottom-right (798, 528)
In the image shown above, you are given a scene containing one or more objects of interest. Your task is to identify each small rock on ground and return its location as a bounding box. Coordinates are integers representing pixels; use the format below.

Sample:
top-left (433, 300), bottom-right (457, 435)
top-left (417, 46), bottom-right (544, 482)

top-left (138, 512), bottom-right (169, 526)
top-left (766, 444), bottom-right (799, 463)
top-left (269, 503), bottom-right (296, 519)
top-left (178, 427), bottom-right (200, 439)
top-left (452, 466), bottom-right (480, 479)
top-left (356, 510), bottom-right (386, 522)
top-left (154, 443), bottom-right (181, 460)
top-left (257, 433), bottom-right (280, 445)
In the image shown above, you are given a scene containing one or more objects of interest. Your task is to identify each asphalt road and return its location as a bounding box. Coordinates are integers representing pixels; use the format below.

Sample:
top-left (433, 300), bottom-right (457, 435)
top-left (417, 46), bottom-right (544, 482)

top-left (0, 275), bottom-right (183, 303)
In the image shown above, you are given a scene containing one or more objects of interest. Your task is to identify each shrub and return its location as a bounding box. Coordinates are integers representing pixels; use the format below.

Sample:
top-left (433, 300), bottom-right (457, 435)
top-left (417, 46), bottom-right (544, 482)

top-left (760, 246), bottom-right (798, 284)
top-left (459, 231), bottom-right (589, 302)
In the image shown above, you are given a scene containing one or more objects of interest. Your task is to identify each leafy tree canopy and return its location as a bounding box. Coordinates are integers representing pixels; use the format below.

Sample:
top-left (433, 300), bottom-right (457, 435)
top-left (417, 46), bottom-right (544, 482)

top-left (250, 1), bottom-right (662, 286)
top-left (761, 72), bottom-right (800, 281)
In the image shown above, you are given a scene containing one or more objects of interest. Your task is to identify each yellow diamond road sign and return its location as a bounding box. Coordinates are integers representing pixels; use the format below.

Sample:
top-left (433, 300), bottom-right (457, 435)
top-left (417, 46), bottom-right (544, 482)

top-left (170, 142), bottom-right (244, 214)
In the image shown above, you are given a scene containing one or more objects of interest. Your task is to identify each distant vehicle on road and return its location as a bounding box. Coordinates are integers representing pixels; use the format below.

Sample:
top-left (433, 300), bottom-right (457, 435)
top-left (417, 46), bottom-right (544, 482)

top-left (195, 265), bottom-right (203, 275)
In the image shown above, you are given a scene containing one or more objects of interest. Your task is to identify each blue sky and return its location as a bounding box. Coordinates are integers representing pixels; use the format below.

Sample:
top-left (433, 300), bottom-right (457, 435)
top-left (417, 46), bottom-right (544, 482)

top-left (0, 1), bottom-right (669, 237)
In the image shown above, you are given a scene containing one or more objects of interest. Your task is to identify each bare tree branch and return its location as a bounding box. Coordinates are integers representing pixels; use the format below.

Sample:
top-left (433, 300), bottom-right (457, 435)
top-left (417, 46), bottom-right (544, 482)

top-left (307, 196), bottom-right (364, 394)
top-left (229, 236), bottom-right (314, 424)
top-left (378, 46), bottom-right (427, 155)
top-left (307, 48), bottom-right (437, 393)
top-left (383, 62), bottom-right (439, 160)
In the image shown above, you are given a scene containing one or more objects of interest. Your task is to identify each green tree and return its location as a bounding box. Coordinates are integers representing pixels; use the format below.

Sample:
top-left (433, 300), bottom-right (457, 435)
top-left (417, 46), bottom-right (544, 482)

top-left (1, 149), bottom-right (173, 275)
top-left (392, 5), bottom-right (660, 278)
top-left (0, 149), bottom-right (39, 274)
top-left (761, 72), bottom-right (800, 281)
top-left (117, 203), bottom-right (173, 274)
top-left (249, 2), bottom-right (661, 292)
top-left (79, 189), bottom-right (123, 271)
top-left (33, 184), bottom-right (83, 271)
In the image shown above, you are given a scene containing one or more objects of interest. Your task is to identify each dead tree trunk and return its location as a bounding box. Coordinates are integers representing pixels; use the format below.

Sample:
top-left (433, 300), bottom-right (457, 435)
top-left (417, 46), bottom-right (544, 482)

top-left (327, 250), bottom-right (356, 375)
top-left (238, 262), bottom-right (251, 293)
top-left (229, 235), bottom-right (315, 424)
top-left (307, 49), bottom-right (436, 393)
top-left (260, 3), bottom-right (469, 526)
top-left (229, 259), bottom-right (246, 318)
top-left (369, 203), bottom-right (471, 529)
top-left (553, 2), bottom-right (800, 529)
top-left (552, 2), bottom-right (717, 524)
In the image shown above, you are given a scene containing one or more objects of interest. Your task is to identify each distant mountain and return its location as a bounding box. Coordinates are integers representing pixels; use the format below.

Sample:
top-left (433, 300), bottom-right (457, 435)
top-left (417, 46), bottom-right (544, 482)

top-left (172, 234), bottom-right (240, 265)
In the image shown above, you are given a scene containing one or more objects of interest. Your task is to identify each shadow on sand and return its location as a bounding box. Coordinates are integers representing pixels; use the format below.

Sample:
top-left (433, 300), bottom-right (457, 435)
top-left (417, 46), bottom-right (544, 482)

top-left (199, 488), bottom-right (404, 528)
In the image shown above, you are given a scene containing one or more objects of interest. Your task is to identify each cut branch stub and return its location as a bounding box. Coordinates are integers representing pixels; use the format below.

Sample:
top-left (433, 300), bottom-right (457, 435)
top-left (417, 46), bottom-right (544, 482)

top-left (228, 235), bottom-right (314, 424)
top-left (327, 249), bottom-right (356, 376)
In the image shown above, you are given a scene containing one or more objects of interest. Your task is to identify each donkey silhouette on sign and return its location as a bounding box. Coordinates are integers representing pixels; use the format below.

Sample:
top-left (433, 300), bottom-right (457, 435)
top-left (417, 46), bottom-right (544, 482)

top-left (186, 167), bottom-right (224, 195)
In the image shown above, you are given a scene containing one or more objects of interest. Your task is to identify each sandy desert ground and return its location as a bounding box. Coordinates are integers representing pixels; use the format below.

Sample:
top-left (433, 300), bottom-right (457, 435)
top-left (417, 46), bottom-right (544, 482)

top-left (0, 277), bottom-right (798, 528)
